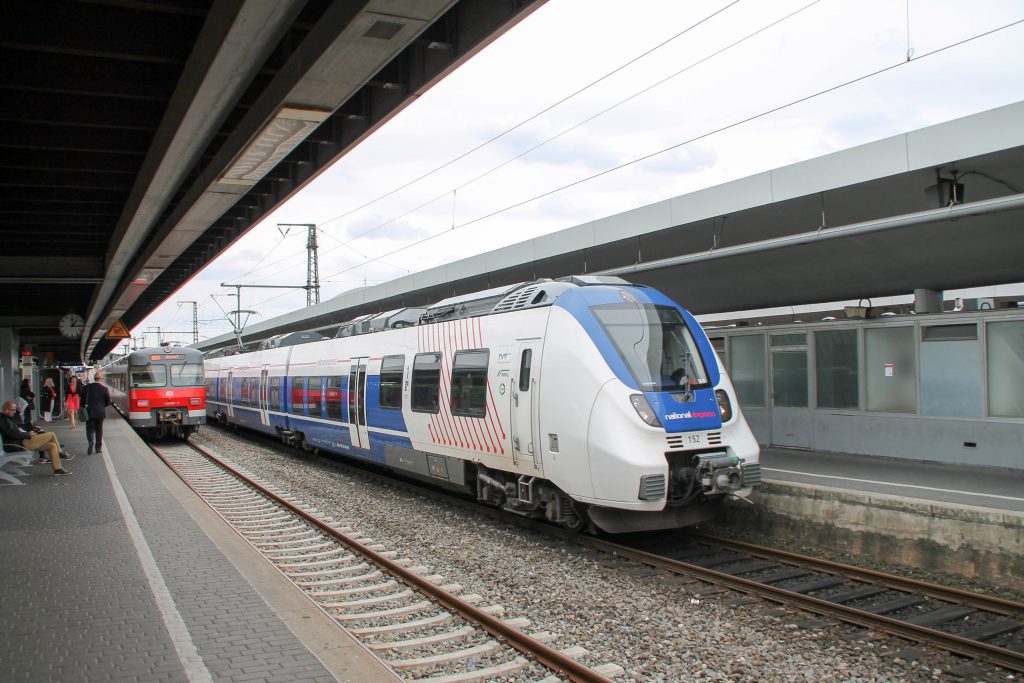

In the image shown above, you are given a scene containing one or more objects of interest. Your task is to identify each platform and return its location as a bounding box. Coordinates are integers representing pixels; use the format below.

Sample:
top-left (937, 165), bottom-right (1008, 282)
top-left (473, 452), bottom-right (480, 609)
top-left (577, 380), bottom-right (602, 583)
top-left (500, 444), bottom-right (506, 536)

top-left (0, 412), bottom-right (397, 682)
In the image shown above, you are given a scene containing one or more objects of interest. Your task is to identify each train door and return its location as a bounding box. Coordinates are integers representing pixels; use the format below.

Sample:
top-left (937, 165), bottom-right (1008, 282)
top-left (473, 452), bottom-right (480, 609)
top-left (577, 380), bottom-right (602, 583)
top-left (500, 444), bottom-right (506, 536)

top-left (769, 333), bottom-right (811, 449)
top-left (226, 370), bottom-right (234, 418)
top-left (511, 340), bottom-right (540, 468)
top-left (348, 358), bottom-right (369, 449)
top-left (258, 366), bottom-right (270, 426)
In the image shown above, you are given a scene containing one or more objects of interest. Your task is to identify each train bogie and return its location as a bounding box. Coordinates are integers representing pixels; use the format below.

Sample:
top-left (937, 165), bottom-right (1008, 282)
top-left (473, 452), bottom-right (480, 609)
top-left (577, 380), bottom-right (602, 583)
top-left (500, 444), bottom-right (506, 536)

top-left (205, 277), bottom-right (760, 533)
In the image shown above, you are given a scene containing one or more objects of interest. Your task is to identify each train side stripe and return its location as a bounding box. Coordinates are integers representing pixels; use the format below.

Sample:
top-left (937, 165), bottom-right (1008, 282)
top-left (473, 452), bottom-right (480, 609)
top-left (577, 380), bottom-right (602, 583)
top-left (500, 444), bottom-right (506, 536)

top-left (433, 323), bottom-right (456, 447)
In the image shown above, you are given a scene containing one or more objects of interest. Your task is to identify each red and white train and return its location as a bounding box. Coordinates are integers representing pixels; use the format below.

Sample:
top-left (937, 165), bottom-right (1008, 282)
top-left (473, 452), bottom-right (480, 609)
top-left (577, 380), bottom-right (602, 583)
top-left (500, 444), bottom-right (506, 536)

top-left (103, 346), bottom-right (206, 438)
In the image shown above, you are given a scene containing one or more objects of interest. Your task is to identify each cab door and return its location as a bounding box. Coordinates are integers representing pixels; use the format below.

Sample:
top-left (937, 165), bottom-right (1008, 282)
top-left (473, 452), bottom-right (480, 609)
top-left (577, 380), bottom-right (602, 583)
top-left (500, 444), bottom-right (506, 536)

top-left (511, 340), bottom-right (540, 469)
top-left (348, 359), bottom-right (369, 449)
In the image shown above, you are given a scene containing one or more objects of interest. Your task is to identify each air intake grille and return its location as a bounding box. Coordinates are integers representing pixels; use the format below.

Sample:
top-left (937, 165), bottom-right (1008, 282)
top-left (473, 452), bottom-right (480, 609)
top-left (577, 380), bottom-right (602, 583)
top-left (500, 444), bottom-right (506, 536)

top-left (492, 286), bottom-right (540, 313)
top-left (742, 463), bottom-right (762, 487)
top-left (665, 431), bottom-right (722, 450)
top-left (638, 474), bottom-right (666, 500)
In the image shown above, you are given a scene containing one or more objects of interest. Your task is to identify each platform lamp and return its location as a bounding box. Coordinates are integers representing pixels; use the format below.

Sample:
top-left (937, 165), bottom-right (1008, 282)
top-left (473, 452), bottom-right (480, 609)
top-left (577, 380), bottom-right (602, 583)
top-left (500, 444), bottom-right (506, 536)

top-left (219, 106), bottom-right (332, 186)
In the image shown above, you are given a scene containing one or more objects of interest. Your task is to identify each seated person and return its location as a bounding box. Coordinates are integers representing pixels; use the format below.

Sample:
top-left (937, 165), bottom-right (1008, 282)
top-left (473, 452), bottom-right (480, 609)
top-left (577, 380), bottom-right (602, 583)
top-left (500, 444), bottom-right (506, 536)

top-left (1, 401), bottom-right (73, 475)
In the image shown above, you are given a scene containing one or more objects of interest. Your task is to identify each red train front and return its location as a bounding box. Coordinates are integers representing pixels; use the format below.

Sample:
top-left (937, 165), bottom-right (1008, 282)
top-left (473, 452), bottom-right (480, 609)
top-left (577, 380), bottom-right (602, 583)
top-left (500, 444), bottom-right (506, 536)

top-left (103, 346), bottom-right (206, 438)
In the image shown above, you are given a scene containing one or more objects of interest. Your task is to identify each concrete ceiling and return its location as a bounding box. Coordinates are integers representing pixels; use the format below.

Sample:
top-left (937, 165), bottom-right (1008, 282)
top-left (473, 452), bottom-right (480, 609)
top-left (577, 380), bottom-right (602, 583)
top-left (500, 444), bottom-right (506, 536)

top-left (0, 0), bottom-right (545, 363)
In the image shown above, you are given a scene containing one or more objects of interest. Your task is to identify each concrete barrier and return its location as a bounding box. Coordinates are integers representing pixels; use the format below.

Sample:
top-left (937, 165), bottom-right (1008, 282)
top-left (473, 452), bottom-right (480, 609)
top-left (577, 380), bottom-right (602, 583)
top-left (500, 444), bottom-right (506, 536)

top-left (716, 481), bottom-right (1024, 592)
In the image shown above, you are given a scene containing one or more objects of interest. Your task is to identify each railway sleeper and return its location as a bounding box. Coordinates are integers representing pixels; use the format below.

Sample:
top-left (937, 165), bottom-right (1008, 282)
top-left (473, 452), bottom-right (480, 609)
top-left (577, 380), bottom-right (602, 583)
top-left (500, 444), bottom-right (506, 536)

top-left (412, 656), bottom-right (529, 683)
top-left (958, 618), bottom-right (1024, 641)
top-left (904, 604), bottom-right (976, 627)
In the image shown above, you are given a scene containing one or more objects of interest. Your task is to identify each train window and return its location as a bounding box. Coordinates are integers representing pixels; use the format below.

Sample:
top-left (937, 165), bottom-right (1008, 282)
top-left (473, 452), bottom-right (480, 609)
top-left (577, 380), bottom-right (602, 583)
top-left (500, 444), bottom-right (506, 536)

top-left (592, 304), bottom-right (710, 392)
top-left (170, 363), bottom-right (203, 386)
top-left (518, 349), bottom-right (532, 392)
top-left (451, 350), bottom-right (488, 418)
top-left (130, 365), bottom-right (166, 388)
top-left (240, 376), bottom-right (250, 405)
top-left (325, 375), bottom-right (343, 421)
top-left (411, 353), bottom-right (442, 413)
top-left (291, 377), bottom-right (305, 416)
top-left (269, 377), bottom-right (281, 412)
top-left (379, 356), bottom-right (404, 410)
top-left (307, 376), bottom-right (323, 417)
top-left (249, 377), bottom-right (259, 407)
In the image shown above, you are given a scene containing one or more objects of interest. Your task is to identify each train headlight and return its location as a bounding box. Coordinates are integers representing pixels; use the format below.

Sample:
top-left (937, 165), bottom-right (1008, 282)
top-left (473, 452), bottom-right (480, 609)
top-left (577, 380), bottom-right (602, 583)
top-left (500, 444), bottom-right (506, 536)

top-left (189, 397), bottom-right (201, 406)
top-left (715, 389), bottom-right (733, 422)
top-left (630, 394), bottom-right (662, 428)
top-left (136, 399), bottom-right (149, 408)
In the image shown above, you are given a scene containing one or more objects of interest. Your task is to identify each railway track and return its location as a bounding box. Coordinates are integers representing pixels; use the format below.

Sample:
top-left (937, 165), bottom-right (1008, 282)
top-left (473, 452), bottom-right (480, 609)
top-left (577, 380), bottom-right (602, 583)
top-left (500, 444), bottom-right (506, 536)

top-left (589, 532), bottom-right (1024, 675)
top-left (152, 441), bottom-right (625, 683)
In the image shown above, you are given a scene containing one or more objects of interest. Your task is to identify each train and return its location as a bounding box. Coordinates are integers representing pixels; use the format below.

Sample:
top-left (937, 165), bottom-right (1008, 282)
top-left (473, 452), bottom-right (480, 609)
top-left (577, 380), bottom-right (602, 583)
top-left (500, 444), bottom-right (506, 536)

top-left (103, 346), bottom-right (207, 438)
top-left (204, 276), bottom-right (761, 533)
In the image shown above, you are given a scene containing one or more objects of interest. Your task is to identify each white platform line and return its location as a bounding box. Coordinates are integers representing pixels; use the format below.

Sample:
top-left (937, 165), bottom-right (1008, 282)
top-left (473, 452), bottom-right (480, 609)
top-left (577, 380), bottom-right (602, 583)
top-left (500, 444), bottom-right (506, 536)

top-left (103, 449), bottom-right (214, 683)
top-left (764, 468), bottom-right (1024, 503)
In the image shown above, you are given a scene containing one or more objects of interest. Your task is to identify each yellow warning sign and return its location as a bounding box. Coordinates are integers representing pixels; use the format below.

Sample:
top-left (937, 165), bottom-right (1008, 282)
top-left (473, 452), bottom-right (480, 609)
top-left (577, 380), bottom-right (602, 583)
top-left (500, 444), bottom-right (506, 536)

top-left (106, 319), bottom-right (131, 339)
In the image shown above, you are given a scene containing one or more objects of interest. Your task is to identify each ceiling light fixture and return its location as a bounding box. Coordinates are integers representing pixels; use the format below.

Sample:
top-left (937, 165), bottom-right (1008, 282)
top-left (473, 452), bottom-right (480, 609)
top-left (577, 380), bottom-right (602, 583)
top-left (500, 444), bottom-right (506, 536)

top-left (220, 106), bottom-right (332, 186)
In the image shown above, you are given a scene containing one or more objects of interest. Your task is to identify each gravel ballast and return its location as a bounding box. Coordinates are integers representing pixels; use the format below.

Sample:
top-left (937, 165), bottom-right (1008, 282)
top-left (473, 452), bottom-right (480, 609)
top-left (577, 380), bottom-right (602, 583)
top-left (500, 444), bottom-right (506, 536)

top-left (192, 428), bottom-right (1016, 682)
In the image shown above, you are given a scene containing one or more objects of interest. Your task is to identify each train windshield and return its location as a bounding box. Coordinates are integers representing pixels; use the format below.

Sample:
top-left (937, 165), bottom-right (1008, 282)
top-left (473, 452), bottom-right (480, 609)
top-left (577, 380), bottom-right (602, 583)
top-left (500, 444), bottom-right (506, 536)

top-left (130, 365), bottom-right (166, 388)
top-left (171, 363), bottom-right (203, 386)
top-left (592, 303), bottom-right (709, 392)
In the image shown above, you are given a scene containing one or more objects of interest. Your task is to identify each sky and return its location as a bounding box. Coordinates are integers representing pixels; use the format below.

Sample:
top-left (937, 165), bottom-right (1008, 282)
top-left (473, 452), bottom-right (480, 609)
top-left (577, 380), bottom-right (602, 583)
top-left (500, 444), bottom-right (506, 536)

top-left (133, 0), bottom-right (1024, 348)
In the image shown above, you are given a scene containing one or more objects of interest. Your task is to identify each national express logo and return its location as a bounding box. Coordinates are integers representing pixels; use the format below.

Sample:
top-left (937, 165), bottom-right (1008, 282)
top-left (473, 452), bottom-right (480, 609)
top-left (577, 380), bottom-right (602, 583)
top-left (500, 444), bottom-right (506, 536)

top-left (664, 410), bottom-right (717, 420)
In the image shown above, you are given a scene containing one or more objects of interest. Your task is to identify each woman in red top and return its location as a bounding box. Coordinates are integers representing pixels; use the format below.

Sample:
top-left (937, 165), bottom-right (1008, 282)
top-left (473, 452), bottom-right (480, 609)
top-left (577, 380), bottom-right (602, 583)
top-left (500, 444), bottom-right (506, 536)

top-left (66, 377), bottom-right (81, 429)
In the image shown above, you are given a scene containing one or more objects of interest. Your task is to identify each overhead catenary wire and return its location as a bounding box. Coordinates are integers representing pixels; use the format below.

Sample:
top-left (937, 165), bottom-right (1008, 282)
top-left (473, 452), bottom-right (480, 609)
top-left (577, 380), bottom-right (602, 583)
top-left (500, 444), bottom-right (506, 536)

top-left (314, 17), bottom-right (1024, 283)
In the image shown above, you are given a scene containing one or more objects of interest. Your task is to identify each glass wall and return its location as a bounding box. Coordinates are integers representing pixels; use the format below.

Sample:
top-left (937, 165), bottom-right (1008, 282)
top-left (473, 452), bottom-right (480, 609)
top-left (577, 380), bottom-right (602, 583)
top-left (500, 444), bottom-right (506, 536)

top-left (728, 334), bottom-right (765, 407)
top-left (815, 329), bottom-right (859, 409)
top-left (988, 320), bottom-right (1024, 418)
top-left (865, 326), bottom-right (916, 413)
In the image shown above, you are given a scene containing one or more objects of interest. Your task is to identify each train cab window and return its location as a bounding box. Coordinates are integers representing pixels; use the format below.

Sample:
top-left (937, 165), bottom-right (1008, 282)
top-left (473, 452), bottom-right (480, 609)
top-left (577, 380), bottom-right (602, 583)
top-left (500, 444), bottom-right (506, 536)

top-left (171, 363), bottom-right (203, 386)
top-left (592, 304), bottom-right (709, 393)
top-left (130, 365), bottom-right (166, 388)
top-left (379, 356), bottom-right (404, 410)
top-left (451, 350), bottom-right (488, 418)
top-left (411, 353), bottom-right (442, 413)
top-left (307, 376), bottom-right (323, 417)
top-left (518, 349), bottom-right (532, 392)
top-left (291, 377), bottom-right (305, 416)
top-left (326, 376), bottom-right (343, 421)
top-left (269, 377), bottom-right (281, 412)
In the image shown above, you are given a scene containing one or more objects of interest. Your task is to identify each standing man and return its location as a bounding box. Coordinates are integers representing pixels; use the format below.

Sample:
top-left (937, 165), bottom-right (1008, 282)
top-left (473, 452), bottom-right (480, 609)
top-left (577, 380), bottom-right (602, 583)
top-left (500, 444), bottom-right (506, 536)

top-left (1, 401), bottom-right (73, 475)
top-left (82, 370), bottom-right (111, 455)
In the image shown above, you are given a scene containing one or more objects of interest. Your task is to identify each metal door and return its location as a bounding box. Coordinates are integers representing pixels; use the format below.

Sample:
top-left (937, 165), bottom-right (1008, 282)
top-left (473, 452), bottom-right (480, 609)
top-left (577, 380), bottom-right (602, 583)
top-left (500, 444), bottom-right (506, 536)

top-left (511, 340), bottom-right (540, 468)
top-left (770, 348), bottom-right (811, 448)
top-left (258, 367), bottom-right (270, 426)
top-left (348, 359), bottom-right (369, 449)
top-left (226, 370), bottom-right (234, 418)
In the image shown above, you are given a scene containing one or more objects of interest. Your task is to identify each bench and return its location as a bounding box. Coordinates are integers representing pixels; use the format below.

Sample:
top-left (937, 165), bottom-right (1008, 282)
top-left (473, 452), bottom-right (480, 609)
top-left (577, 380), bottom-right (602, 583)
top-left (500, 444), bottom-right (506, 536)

top-left (1, 444), bottom-right (34, 486)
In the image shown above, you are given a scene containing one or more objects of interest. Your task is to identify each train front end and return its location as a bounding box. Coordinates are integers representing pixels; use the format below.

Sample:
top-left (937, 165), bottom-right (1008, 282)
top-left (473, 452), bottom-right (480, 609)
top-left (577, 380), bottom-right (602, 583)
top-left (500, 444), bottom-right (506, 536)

top-left (542, 281), bottom-right (761, 533)
top-left (127, 350), bottom-right (207, 439)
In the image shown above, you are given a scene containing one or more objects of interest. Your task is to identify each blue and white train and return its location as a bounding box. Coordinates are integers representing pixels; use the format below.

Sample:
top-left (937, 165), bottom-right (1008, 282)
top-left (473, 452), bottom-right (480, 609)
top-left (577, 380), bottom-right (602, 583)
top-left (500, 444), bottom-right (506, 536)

top-left (205, 276), bottom-right (761, 533)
